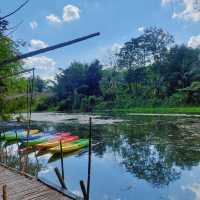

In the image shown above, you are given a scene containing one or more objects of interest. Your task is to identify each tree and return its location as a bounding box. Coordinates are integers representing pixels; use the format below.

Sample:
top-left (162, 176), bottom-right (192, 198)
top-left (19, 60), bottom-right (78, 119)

top-left (141, 27), bottom-right (174, 63)
top-left (51, 60), bottom-right (103, 111)
top-left (85, 60), bottom-right (102, 96)
top-left (117, 27), bottom-right (174, 96)
top-left (54, 62), bottom-right (87, 99)
top-left (34, 76), bottom-right (47, 92)
top-left (0, 33), bottom-right (23, 117)
top-left (160, 45), bottom-right (200, 96)
top-left (0, 18), bottom-right (8, 33)
top-left (118, 27), bottom-right (174, 69)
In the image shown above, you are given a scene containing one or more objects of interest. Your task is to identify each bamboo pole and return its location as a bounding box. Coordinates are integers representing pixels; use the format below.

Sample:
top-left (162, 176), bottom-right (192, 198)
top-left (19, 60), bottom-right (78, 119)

top-left (87, 117), bottom-right (92, 200)
top-left (0, 33), bottom-right (100, 66)
top-left (2, 185), bottom-right (7, 200)
top-left (15, 130), bottom-right (21, 168)
top-left (34, 148), bottom-right (39, 178)
top-left (59, 140), bottom-right (64, 180)
top-left (80, 180), bottom-right (87, 200)
top-left (54, 167), bottom-right (67, 189)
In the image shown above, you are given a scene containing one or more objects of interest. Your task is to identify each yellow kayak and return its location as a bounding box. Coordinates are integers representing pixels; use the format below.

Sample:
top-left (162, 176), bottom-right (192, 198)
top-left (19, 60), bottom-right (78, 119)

top-left (49, 139), bottom-right (89, 153)
top-left (25, 129), bottom-right (40, 135)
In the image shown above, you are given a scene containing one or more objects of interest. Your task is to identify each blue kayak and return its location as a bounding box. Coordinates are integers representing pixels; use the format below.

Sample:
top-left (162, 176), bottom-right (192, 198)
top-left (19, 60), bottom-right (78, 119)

top-left (22, 135), bottom-right (57, 146)
top-left (20, 132), bottom-right (54, 141)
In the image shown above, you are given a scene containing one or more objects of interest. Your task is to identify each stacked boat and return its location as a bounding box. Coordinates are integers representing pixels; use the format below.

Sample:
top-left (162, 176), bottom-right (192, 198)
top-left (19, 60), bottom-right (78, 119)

top-left (0, 129), bottom-right (89, 154)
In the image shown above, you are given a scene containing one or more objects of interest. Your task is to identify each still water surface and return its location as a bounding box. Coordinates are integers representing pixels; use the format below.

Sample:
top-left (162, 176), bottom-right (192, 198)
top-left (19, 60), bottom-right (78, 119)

top-left (1, 112), bottom-right (200, 200)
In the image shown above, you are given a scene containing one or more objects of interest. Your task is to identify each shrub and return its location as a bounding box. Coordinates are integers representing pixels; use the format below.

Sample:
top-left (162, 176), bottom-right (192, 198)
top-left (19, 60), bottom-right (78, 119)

top-left (166, 92), bottom-right (187, 106)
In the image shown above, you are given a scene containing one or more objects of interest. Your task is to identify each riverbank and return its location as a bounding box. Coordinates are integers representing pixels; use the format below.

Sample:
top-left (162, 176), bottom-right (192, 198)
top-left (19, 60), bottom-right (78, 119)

top-left (111, 107), bottom-right (200, 114)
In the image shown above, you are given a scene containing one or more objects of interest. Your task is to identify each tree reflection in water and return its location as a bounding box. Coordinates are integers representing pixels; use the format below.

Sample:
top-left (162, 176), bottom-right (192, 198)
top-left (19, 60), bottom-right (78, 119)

top-left (89, 116), bottom-right (200, 188)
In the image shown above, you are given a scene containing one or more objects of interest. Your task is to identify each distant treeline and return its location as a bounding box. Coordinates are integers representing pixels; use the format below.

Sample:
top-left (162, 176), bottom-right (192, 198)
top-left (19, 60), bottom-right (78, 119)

top-left (35, 27), bottom-right (200, 112)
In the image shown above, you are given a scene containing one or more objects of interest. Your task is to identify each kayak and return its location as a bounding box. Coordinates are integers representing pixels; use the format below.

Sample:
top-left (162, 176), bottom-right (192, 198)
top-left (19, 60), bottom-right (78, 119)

top-left (4, 129), bottom-right (40, 141)
top-left (24, 129), bottom-right (40, 135)
top-left (0, 133), bottom-right (5, 139)
top-left (36, 135), bottom-right (79, 149)
top-left (4, 131), bottom-right (28, 141)
top-left (20, 132), bottom-right (54, 141)
top-left (49, 139), bottom-right (89, 153)
top-left (22, 136), bottom-right (52, 146)
top-left (0, 129), bottom-right (24, 139)
top-left (56, 131), bottom-right (70, 136)
top-left (22, 133), bottom-right (72, 146)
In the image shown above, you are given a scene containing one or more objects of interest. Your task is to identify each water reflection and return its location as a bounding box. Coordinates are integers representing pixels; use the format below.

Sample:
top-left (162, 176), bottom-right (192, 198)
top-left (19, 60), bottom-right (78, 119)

top-left (0, 114), bottom-right (200, 199)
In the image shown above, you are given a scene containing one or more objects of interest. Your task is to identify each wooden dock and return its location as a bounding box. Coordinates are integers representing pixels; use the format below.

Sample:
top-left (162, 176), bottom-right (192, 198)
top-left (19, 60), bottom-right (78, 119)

top-left (0, 164), bottom-right (75, 200)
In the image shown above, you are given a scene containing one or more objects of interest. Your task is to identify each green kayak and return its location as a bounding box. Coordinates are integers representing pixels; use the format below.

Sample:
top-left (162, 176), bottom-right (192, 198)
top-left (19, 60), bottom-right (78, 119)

top-left (4, 131), bottom-right (27, 141)
top-left (3, 129), bottom-right (40, 141)
top-left (49, 139), bottom-right (89, 153)
top-left (5, 134), bottom-right (23, 141)
top-left (70, 139), bottom-right (89, 146)
top-left (0, 133), bottom-right (5, 139)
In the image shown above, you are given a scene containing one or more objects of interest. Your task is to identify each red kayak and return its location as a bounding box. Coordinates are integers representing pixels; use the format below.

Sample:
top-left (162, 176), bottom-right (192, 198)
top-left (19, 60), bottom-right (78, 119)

top-left (56, 131), bottom-right (70, 136)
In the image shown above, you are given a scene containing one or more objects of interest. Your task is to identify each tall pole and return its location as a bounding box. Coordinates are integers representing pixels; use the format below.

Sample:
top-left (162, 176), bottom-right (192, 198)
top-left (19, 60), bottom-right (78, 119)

top-left (0, 33), bottom-right (100, 66)
top-left (27, 68), bottom-right (34, 142)
top-left (26, 78), bottom-right (30, 142)
top-left (60, 139), bottom-right (64, 181)
top-left (87, 117), bottom-right (92, 200)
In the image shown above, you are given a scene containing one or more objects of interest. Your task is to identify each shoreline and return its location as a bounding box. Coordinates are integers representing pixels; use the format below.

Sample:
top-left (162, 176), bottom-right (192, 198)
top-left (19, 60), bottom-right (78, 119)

top-left (110, 107), bottom-right (200, 115)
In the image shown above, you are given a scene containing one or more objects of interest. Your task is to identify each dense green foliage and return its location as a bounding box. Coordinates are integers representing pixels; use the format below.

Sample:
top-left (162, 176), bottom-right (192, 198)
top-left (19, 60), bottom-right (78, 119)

top-left (36, 27), bottom-right (199, 112)
top-left (0, 17), bottom-right (27, 119)
top-left (36, 60), bottom-right (102, 112)
top-left (1, 22), bottom-right (199, 114)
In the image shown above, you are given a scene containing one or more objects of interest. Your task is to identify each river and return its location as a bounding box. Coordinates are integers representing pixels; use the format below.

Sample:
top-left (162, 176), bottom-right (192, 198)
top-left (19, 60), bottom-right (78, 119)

top-left (1, 112), bottom-right (200, 200)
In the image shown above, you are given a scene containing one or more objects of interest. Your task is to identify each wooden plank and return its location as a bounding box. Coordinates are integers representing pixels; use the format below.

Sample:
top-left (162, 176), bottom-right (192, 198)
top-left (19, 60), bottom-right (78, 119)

top-left (0, 165), bottom-right (76, 200)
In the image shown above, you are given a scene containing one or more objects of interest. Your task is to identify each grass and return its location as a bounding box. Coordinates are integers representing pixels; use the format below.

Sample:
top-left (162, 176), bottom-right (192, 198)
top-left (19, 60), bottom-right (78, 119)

top-left (112, 107), bottom-right (200, 114)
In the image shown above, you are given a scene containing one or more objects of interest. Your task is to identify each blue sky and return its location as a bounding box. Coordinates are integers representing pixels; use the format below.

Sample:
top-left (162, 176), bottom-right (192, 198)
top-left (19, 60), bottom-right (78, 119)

top-left (1, 0), bottom-right (200, 79)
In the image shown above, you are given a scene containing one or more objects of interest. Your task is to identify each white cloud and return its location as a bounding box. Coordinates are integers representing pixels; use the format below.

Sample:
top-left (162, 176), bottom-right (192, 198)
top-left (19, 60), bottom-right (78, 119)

top-left (29, 21), bottom-right (38, 29)
top-left (138, 26), bottom-right (145, 32)
top-left (45, 4), bottom-right (80, 25)
top-left (46, 14), bottom-right (62, 24)
top-left (111, 43), bottom-right (123, 54)
top-left (162, 0), bottom-right (200, 22)
top-left (161, 0), bottom-right (172, 6)
top-left (24, 56), bottom-right (57, 80)
top-left (29, 39), bottom-right (48, 51)
top-left (63, 4), bottom-right (80, 22)
top-left (188, 34), bottom-right (200, 48)
top-left (172, 0), bottom-right (200, 22)
top-left (183, 183), bottom-right (200, 200)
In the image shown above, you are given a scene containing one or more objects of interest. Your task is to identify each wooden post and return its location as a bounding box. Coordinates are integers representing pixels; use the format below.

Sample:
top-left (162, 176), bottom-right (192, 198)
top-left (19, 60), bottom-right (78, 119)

top-left (15, 130), bottom-right (19, 143)
top-left (54, 167), bottom-right (67, 189)
top-left (87, 117), bottom-right (92, 200)
top-left (2, 185), bottom-right (7, 200)
top-left (59, 140), bottom-right (64, 180)
top-left (80, 180), bottom-right (87, 200)
top-left (15, 130), bottom-right (21, 167)
top-left (5, 146), bottom-right (7, 165)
